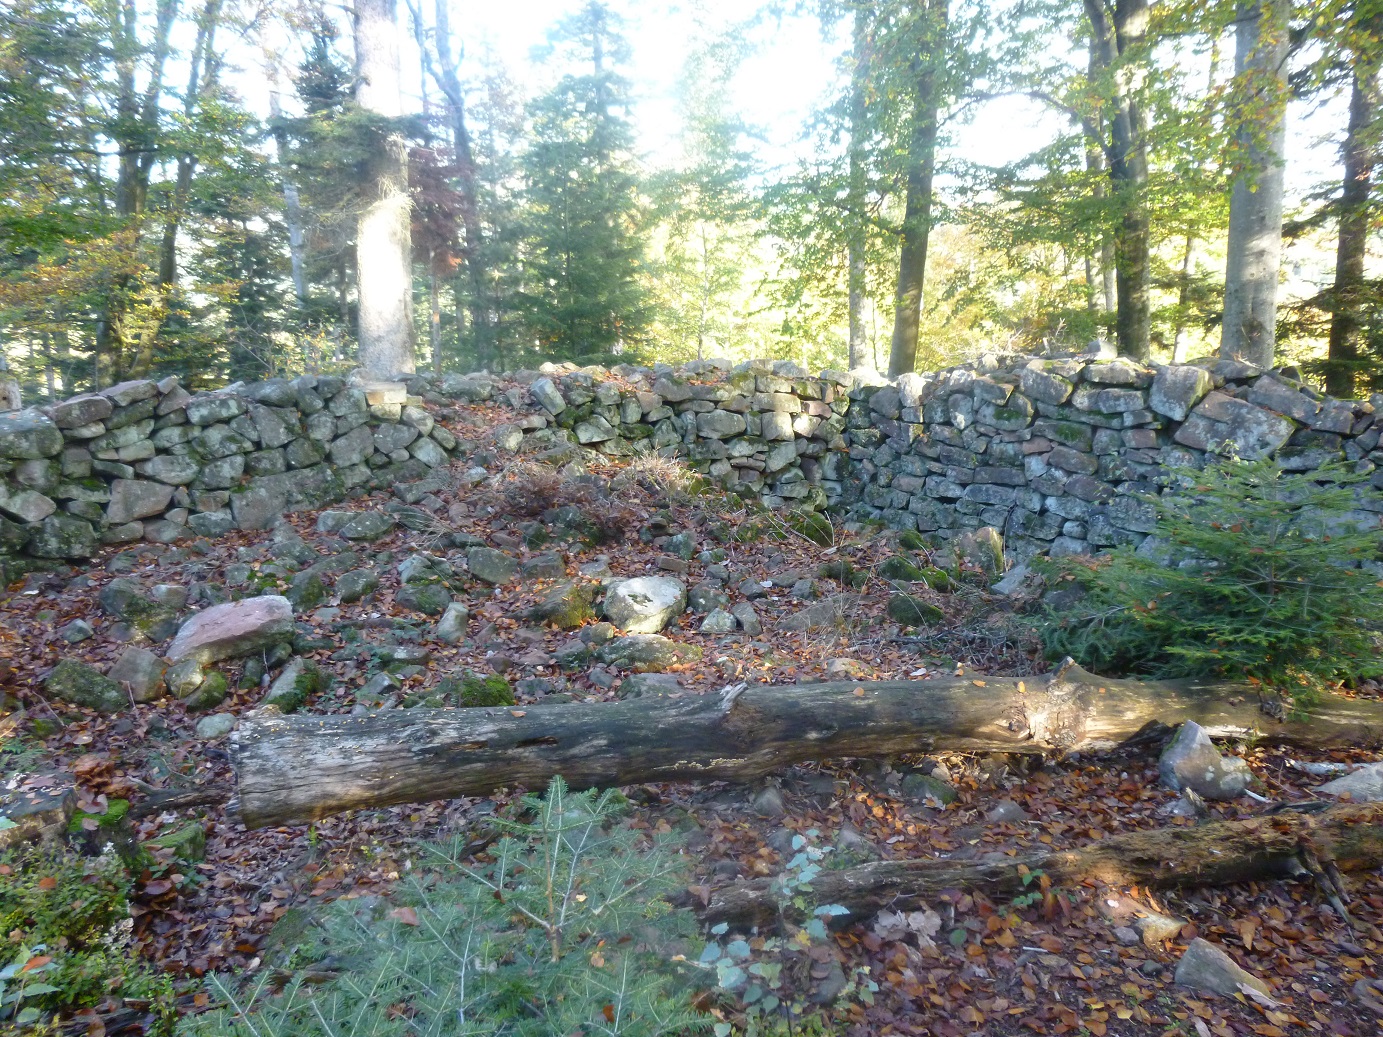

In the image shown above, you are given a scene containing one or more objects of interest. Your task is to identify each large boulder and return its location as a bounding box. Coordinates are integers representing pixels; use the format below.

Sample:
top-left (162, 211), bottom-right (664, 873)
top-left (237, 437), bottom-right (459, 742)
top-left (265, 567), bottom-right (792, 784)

top-left (602, 576), bottom-right (686, 633)
top-left (167, 595), bottom-right (295, 665)
top-left (1158, 721), bottom-right (1253, 801)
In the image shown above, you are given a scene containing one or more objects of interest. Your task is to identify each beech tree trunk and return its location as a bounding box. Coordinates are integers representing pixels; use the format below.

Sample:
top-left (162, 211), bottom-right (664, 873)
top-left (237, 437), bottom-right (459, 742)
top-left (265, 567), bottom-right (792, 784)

top-left (887, 0), bottom-right (946, 378)
top-left (232, 661), bottom-right (1383, 829)
top-left (702, 801), bottom-right (1383, 927)
top-left (1220, 0), bottom-right (1289, 370)
top-left (1326, 61), bottom-right (1381, 399)
top-left (847, 2), bottom-right (872, 371)
top-left (354, 0), bottom-right (415, 379)
top-left (1085, 0), bottom-right (1151, 363)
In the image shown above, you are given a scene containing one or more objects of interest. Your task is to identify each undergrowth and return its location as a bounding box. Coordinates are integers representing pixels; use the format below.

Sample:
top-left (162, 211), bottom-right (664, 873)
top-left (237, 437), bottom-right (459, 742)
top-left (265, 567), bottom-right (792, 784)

top-left (0, 844), bottom-right (174, 1032)
top-left (1040, 459), bottom-right (1383, 705)
top-left (183, 777), bottom-right (713, 1037)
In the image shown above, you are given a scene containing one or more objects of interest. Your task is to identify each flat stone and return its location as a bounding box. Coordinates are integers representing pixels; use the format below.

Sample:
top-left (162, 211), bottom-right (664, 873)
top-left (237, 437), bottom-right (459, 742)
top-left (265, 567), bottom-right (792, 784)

top-left (135, 454), bottom-right (201, 485)
top-left (101, 379), bottom-right (158, 407)
top-left (595, 634), bottom-right (701, 672)
top-left (467, 546), bottom-right (518, 584)
top-left (603, 576), bottom-right (686, 633)
top-left (186, 394), bottom-right (246, 425)
top-left (1173, 392), bottom-right (1295, 461)
top-left (106, 478), bottom-right (175, 525)
top-left (195, 713), bottom-right (236, 739)
top-left (167, 595), bottom-right (295, 665)
top-left (336, 569), bottom-right (380, 603)
top-left (700, 608), bottom-right (738, 633)
top-left (0, 484), bottom-right (56, 523)
top-left (164, 657), bottom-right (205, 697)
top-left (779, 593), bottom-right (862, 632)
top-left (1318, 762), bottom-right (1383, 802)
top-left (1174, 937), bottom-right (1270, 998)
top-left (50, 394), bottom-right (113, 428)
top-left (1149, 365), bottom-right (1213, 421)
top-left (529, 376), bottom-right (567, 414)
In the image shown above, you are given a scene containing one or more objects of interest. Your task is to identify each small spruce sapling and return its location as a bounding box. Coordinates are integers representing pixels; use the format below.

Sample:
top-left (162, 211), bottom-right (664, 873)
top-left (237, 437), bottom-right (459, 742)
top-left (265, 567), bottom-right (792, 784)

top-left (1041, 459), bottom-right (1383, 707)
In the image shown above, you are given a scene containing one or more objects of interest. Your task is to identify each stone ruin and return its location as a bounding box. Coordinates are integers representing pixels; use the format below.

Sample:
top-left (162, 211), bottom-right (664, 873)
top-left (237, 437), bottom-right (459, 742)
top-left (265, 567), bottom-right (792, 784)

top-left (0, 351), bottom-right (1379, 576)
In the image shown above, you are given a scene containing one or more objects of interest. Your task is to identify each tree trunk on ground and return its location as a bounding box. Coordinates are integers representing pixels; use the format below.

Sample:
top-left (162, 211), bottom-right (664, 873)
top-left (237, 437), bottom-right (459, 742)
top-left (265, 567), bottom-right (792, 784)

top-left (847, 2), bottom-right (872, 371)
top-left (1220, 0), bottom-right (1289, 370)
top-left (232, 661), bottom-right (1383, 828)
top-left (702, 801), bottom-right (1383, 927)
top-left (887, 0), bottom-right (946, 378)
top-left (354, 0), bottom-right (415, 379)
top-left (1085, 0), bottom-right (1151, 363)
top-left (1326, 62), bottom-right (1381, 399)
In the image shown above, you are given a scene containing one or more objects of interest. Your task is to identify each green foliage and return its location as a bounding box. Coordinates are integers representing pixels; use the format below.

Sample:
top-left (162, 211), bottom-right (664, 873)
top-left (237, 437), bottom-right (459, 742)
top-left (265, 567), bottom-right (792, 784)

top-left (697, 830), bottom-right (875, 1036)
top-left (0, 844), bottom-right (172, 1027)
top-left (1041, 460), bottom-right (1383, 703)
top-left (184, 777), bottom-right (710, 1037)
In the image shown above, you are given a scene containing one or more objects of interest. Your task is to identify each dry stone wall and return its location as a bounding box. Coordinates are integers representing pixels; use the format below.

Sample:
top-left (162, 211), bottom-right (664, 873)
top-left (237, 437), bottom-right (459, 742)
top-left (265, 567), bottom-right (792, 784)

top-left (1, 352), bottom-right (1377, 574)
top-left (0, 372), bottom-right (485, 574)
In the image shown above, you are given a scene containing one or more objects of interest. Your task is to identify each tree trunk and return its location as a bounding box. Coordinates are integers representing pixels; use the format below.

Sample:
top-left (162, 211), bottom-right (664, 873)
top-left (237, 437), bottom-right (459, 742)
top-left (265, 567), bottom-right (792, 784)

top-left (1220, 0), bottom-right (1289, 370)
top-left (268, 90), bottom-right (309, 307)
top-left (232, 661), bottom-right (1383, 829)
top-left (410, 0), bottom-right (492, 371)
top-left (1326, 61), bottom-right (1381, 399)
top-left (1084, 0), bottom-right (1151, 363)
top-left (847, 2), bottom-right (872, 371)
top-left (888, 0), bottom-right (946, 379)
top-left (354, 0), bottom-right (415, 379)
top-left (702, 801), bottom-right (1383, 928)
top-left (1172, 232), bottom-right (1197, 362)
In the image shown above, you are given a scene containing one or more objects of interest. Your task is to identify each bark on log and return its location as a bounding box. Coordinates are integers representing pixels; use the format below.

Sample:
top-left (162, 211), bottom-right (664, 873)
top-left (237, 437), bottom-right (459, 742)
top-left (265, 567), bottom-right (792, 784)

top-left (232, 661), bottom-right (1383, 828)
top-left (702, 801), bottom-right (1383, 928)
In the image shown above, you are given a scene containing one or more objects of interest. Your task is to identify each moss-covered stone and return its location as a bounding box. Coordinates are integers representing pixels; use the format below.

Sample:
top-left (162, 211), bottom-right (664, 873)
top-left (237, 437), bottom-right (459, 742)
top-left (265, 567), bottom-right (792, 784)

top-left (817, 559), bottom-right (855, 583)
top-left (397, 582), bottom-right (452, 616)
top-left (879, 555), bottom-right (927, 582)
top-left (147, 822), bottom-right (207, 862)
top-left (46, 658), bottom-right (127, 713)
top-left (886, 593), bottom-right (945, 627)
top-left (68, 797), bottom-right (130, 834)
top-left (183, 670), bottom-right (229, 712)
top-left (525, 581), bottom-right (596, 630)
top-left (443, 672), bottom-right (515, 708)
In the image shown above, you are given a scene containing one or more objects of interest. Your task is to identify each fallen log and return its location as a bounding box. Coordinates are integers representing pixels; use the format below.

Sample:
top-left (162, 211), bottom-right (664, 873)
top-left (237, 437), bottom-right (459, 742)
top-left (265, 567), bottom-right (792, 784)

top-left (702, 800), bottom-right (1383, 928)
top-left (232, 660), bottom-right (1383, 828)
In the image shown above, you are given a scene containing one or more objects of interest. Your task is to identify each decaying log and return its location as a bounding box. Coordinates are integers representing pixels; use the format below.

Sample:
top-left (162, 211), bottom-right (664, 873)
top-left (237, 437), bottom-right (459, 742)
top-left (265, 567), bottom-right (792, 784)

top-left (702, 801), bottom-right (1383, 928)
top-left (232, 660), bottom-right (1383, 828)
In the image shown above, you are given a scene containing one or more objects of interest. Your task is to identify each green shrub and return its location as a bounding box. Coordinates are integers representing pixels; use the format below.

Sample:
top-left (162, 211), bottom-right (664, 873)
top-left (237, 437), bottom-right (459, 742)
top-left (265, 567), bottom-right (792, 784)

top-left (185, 777), bottom-right (709, 1037)
top-left (1040, 460), bottom-right (1383, 703)
top-left (0, 845), bottom-right (172, 1028)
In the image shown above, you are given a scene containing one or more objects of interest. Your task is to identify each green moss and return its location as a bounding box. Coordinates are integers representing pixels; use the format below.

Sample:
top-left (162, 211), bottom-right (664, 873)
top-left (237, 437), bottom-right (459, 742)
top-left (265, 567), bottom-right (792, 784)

top-left (887, 594), bottom-right (945, 627)
top-left (185, 671), bottom-right (229, 712)
top-left (438, 672), bottom-right (515, 708)
top-left (879, 555), bottom-right (927, 582)
top-left (817, 559), bottom-right (855, 583)
top-left (897, 530), bottom-right (929, 552)
top-left (68, 798), bottom-right (130, 834)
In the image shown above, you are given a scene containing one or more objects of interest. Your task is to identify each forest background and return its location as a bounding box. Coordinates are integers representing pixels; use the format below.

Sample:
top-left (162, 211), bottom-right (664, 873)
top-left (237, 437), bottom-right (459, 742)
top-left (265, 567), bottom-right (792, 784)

top-left (0, 0), bottom-right (1378, 400)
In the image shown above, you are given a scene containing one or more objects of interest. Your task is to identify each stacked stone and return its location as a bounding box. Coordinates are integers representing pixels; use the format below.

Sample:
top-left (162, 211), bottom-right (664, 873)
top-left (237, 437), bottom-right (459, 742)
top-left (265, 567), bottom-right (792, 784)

top-left (506, 359), bottom-right (852, 509)
top-left (0, 374), bottom-right (469, 568)
top-left (844, 352), bottom-right (1383, 561)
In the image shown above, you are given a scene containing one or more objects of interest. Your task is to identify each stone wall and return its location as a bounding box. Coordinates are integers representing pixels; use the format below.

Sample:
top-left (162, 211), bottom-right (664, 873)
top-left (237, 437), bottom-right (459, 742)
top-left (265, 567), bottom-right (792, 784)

top-left (1, 352), bottom-right (1377, 573)
top-left (0, 372), bottom-right (484, 571)
top-left (839, 354), bottom-right (1383, 561)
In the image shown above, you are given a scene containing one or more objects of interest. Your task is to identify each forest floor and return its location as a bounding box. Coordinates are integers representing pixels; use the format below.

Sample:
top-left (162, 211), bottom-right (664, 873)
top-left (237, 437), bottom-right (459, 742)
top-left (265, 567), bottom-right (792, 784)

top-left (4, 396), bottom-right (1383, 1037)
